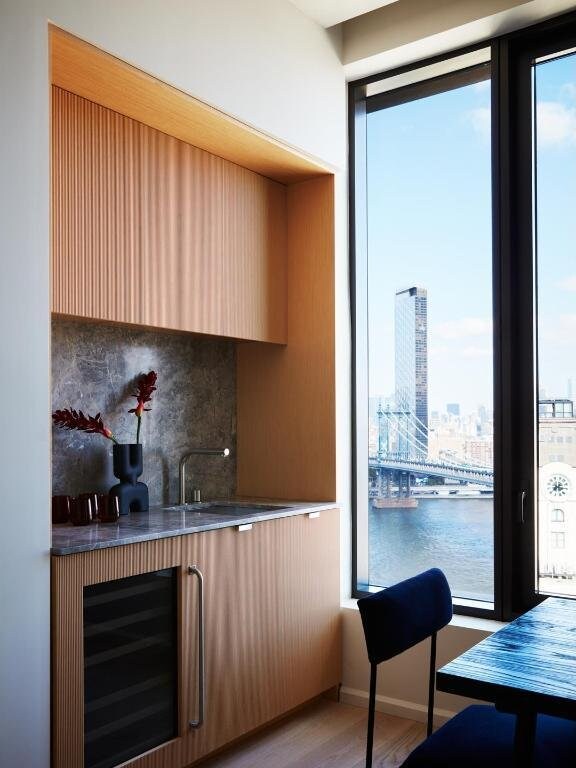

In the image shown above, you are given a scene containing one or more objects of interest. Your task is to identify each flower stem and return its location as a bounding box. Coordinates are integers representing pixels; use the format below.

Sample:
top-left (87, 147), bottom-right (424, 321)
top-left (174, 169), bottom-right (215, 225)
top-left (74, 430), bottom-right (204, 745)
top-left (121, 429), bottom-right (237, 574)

top-left (136, 416), bottom-right (141, 445)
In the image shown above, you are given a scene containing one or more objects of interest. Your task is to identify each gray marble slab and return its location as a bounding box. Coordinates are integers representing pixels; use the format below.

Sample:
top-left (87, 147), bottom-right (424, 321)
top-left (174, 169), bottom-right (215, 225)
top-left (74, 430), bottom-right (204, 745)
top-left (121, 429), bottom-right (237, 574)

top-left (51, 501), bottom-right (338, 555)
top-left (51, 317), bottom-right (236, 505)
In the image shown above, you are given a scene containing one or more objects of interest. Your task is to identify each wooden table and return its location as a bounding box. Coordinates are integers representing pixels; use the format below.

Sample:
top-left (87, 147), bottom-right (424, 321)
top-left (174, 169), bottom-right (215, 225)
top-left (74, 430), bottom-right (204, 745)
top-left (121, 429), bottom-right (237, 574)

top-left (436, 597), bottom-right (576, 765)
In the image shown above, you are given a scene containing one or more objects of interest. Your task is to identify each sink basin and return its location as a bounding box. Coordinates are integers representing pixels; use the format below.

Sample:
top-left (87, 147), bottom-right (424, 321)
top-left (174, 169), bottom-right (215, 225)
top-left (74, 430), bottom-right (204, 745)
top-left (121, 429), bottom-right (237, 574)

top-left (164, 501), bottom-right (290, 516)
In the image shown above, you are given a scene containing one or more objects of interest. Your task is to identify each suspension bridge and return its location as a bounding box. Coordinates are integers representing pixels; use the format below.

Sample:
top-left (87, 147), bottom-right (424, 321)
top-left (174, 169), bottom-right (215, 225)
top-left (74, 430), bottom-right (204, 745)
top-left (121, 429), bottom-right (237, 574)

top-left (370, 401), bottom-right (494, 507)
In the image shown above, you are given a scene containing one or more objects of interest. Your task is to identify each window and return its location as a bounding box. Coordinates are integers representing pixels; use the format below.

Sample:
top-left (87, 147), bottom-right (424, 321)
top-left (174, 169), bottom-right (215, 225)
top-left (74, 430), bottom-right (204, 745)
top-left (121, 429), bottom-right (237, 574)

top-left (350, 11), bottom-right (576, 619)
top-left (534, 48), bottom-right (576, 596)
top-left (364, 56), bottom-right (493, 604)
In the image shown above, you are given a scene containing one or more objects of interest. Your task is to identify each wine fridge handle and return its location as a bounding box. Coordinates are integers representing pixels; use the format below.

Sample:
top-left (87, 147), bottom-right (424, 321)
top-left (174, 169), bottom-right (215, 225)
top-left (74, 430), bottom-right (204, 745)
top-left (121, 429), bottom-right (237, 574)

top-left (188, 565), bottom-right (205, 729)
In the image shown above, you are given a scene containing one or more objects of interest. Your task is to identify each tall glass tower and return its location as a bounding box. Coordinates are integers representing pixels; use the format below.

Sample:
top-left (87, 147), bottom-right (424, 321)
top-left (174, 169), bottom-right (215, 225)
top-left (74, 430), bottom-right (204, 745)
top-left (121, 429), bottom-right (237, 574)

top-left (395, 287), bottom-right (428, 457)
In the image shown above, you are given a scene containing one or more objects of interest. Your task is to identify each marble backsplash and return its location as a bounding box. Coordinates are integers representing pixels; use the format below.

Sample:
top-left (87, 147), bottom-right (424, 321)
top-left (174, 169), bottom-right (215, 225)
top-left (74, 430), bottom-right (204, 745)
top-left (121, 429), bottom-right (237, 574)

top-left (51, 318), bottom-right (236, 505)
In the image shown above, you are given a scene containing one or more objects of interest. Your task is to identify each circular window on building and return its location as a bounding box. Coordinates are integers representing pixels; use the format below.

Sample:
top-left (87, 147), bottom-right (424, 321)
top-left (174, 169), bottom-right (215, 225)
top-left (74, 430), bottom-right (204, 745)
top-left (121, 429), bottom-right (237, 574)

top-left (547, 475), bottom-right (570, 499)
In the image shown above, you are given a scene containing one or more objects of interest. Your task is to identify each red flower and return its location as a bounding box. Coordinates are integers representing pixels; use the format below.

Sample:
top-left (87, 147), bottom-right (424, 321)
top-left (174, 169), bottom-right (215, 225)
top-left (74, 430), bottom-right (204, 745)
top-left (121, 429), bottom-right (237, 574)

top-left (52, 408), bottom-right (118, 443)
top-left (129, 370), bottom-right (157, 443)
top-left (129, 370), bottom-right (157, 414)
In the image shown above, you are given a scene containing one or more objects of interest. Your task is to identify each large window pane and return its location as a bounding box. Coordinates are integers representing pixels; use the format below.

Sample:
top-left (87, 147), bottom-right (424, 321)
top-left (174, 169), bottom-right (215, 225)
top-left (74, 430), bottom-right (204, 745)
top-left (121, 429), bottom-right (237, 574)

top-left (535, 51), bottom-right (576, 597)
top-left (366, 68), bottom-right (494, 603)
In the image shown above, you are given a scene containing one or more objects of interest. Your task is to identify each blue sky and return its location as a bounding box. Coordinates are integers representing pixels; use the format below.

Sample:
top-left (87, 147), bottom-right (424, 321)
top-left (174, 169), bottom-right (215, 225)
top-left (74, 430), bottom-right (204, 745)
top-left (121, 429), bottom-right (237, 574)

top-left (535, 54), bottom-right (576, 402)
top-left (367, 54), bottom-right (576, 414)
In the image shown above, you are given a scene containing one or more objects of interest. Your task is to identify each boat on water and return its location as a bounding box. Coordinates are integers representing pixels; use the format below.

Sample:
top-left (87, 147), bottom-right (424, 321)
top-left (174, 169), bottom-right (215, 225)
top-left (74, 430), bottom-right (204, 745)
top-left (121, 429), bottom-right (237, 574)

top-left (373, 497), bottom-right (418, 509)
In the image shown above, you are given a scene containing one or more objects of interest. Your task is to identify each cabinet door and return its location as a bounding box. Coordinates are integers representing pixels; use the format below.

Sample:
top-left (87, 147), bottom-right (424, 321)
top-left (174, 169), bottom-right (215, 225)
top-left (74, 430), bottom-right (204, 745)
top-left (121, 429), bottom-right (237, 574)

top-left (181, 521), bottom-right (279, 764)
top-left (51, 86), bottom-right (287, 344)
top-left (272, 509), bottom-right (341, 707)
top-left (181, 509), bottom-right (340, 764)
top-left (52, 538), bottom-right (187, 768)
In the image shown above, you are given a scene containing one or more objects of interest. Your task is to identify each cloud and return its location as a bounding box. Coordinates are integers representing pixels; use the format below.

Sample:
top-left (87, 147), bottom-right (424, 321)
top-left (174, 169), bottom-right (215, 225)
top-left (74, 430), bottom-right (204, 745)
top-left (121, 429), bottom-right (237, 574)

top-left (466, 106), bottom-right (490, 141)
top-left (538, 314), bottom-right (576, 345)
top-left (467, 96), bottom-right (576, 147)
top-left (433, 317), bottom-right (492, 340)
top-left (429, 345), bottom-right (450, 359)
top-left (536, 101), bottom-right (576, 146)
top-left (461, 345), bottom-right (492, 359)
top-left (561, 82), bottom-right (576, 100)
top-left (556, 275), bottom-right (576, 292)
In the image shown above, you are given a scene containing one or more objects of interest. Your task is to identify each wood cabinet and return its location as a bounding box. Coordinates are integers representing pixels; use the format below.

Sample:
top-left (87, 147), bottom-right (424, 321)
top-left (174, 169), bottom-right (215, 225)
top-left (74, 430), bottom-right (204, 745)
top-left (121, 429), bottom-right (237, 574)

top-left (52, 509), bottom-right (341, 768)
top-left (181, 510), bottom-right (341, 765)
top-left (51, 85), bottom-right (287, 344)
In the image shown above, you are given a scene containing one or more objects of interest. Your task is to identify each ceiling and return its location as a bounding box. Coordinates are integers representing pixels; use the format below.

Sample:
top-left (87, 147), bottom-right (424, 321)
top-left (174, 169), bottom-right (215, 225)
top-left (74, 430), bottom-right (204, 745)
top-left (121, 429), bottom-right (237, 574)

top-left (288, 0), bottom-right (400, 28)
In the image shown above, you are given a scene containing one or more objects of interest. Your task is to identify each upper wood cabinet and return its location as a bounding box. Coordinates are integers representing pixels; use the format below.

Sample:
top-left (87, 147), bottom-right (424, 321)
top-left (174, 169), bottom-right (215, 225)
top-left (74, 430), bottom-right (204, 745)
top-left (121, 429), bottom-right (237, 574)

top-left (51, 86), bottom-right (287, 343)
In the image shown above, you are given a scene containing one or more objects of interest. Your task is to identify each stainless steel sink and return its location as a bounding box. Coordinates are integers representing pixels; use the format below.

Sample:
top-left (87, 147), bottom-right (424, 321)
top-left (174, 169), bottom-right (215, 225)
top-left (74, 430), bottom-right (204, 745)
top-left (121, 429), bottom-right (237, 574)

top-left (163, 501), bottom-right (290, 516)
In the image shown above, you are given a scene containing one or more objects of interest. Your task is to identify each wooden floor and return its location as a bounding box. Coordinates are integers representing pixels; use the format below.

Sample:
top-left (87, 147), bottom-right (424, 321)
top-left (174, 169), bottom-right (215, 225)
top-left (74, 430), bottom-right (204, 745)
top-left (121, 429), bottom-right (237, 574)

top-left (198, 699), bottom-right (426, 768)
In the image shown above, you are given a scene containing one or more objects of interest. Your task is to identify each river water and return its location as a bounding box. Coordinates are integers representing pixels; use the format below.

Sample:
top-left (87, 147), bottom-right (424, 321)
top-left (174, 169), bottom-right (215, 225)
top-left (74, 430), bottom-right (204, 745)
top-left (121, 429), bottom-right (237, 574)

top-left (369, 497), bottom-right (493, 603)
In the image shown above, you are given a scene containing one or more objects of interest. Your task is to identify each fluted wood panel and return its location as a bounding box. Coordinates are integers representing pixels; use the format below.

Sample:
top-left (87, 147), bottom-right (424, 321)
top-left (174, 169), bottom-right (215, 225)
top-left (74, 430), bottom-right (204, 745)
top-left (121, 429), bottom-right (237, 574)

top-left (273, 511), bottom-right (342, 705)
top-left (51, 86), bottom-right (287, 343)
top-left (237, 176), bottom-right (335, 500)
top-left (52, 538), bottom-right (186, 768)
top-left (50, 26), bottom-right (332, 186)
top-left (181, 509), bottom-right (340, 765)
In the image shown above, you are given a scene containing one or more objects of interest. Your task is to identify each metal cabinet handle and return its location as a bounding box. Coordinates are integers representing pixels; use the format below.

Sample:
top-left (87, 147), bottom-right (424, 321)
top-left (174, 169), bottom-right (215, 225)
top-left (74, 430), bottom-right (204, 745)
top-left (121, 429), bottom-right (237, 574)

top-left (188, 565), bottom-right (205, 729)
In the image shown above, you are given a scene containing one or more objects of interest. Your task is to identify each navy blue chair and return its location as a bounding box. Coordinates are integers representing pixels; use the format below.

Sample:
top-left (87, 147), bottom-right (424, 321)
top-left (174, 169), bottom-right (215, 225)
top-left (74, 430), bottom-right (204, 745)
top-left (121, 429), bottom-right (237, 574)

top-left (358, 569), bottom-right (576, 768)
top-left (358, 568), bottom-right (452, 768)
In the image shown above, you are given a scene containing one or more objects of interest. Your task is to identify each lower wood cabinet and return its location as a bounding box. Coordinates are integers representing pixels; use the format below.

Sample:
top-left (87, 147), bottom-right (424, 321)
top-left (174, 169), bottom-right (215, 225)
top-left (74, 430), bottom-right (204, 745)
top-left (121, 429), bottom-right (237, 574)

top-left (52, 509), bottom-right (341, 768)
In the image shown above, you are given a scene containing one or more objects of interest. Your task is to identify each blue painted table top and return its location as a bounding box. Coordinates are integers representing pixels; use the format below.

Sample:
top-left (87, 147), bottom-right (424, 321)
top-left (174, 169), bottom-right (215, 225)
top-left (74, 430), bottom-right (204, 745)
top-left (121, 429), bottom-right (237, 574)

top-left (437, 598), bottom-right (576, 719)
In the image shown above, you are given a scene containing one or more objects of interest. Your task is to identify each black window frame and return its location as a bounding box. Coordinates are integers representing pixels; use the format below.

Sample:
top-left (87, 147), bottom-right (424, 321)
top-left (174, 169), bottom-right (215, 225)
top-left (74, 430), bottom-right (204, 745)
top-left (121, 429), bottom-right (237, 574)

top-left (349, 9), bottom-right (576, 621)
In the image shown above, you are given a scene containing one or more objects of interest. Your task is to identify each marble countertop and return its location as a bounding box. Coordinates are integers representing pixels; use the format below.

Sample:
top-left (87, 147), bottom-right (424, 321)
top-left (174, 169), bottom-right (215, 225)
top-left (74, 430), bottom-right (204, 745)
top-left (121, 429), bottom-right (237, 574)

top-left (51, 500), bottom-right (338, 555)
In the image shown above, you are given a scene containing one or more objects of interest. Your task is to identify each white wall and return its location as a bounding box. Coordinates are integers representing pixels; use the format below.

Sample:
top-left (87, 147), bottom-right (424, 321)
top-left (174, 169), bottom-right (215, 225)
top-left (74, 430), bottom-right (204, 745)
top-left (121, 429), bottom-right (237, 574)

top-left (0, 2), bottom-right (346, 765)
top-left (341, 606), bottom-right (500, 724)
top-left (0, 2), bottom-right (51, 766)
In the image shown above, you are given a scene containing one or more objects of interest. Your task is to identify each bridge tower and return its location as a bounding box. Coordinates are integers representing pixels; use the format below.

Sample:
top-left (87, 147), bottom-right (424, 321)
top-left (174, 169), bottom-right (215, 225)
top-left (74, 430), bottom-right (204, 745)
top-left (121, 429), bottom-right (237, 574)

top-left (377, 399), bottom-right (384, 460)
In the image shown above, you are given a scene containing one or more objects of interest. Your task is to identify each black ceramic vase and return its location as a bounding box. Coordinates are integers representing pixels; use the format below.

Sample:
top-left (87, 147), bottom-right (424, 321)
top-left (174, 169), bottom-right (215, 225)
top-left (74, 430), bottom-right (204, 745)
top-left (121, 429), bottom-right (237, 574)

top-left (109, 443), bottom-right (149, 516)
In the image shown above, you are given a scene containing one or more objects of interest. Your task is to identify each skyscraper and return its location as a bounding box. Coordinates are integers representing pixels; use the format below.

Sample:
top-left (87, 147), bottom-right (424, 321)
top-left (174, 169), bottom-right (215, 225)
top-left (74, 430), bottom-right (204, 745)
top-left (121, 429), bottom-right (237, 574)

top-left (395, 286), bottom-right (428, 456)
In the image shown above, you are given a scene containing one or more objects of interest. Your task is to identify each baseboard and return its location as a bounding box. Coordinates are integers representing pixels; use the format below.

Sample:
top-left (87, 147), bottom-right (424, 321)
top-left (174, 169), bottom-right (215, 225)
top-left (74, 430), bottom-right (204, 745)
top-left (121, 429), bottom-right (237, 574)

top-left (339, 686), bottom-right (457, 726)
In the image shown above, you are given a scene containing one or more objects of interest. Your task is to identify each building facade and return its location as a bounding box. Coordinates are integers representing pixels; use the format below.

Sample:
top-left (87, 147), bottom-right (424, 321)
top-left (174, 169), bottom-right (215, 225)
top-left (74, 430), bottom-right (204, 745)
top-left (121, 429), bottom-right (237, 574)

top-left (394, 286), bottom-right (428, 457)
top-left (538, 400), bottom-right (576, 586)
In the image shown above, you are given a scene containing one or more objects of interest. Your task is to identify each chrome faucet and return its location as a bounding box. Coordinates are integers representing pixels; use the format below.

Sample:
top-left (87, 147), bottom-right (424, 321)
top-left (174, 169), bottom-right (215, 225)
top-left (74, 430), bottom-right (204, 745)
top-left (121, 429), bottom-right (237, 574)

top-left (179, 448), bottom-right (230, 505)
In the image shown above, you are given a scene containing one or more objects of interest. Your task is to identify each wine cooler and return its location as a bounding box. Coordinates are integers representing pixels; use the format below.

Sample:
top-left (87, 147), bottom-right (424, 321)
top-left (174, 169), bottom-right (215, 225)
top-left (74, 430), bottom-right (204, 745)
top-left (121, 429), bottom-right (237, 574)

top-left (83, 568), bottom-right (178, 768)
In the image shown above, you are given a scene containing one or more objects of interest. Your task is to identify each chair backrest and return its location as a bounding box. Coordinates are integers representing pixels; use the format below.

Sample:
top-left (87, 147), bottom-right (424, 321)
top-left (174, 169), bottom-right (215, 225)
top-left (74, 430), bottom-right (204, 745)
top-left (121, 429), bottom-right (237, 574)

top-left (358, 568), bottom-right (452, 665)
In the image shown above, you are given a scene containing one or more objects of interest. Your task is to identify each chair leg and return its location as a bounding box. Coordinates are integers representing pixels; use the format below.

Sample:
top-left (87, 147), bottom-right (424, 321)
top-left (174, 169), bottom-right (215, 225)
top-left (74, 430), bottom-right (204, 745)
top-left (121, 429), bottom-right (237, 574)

top-left (427, 632), bottom-right (437, 737)
top-left (366, 663), bottom-right (378, 768)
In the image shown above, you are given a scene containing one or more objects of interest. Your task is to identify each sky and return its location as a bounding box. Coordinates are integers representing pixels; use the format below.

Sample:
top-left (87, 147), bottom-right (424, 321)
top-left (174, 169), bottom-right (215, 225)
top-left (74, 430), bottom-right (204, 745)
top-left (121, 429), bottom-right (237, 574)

top-left (367, 54), bottom-right (576, 415)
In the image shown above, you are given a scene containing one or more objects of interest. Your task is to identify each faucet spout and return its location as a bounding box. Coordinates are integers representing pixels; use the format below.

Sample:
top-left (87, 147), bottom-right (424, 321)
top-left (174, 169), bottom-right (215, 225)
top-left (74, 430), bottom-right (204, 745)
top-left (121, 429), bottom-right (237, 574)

top-left (179, 448), bottom-right (230, 505)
